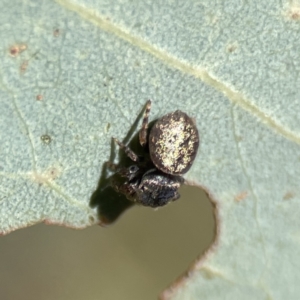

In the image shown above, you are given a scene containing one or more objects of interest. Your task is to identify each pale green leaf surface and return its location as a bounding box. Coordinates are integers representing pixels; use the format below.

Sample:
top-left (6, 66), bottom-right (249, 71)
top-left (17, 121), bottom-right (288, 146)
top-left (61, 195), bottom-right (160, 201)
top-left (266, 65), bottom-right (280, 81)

top-left (1, 0), bottom-right (300, 299)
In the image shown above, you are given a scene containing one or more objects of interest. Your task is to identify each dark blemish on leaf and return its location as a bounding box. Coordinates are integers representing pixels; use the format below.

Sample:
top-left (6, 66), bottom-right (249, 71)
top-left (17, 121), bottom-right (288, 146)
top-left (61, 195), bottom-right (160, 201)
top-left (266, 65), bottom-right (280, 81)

top-left (47, 167), bottom-right (61, 180)
top-left (106, 123), bottom-right (111, 133)
top-left (291, 12), bottom-right (300, 20)
top-left (36, 94), bottom-right (43, 101)
top-left (283, 192), bottom-right (295, 200)
top-left (284, 5), bottom-right (300, 20)
top-left (288, 9), bottom-right (300, 20)
top-left (104, 76), bottom-right (113, 87)
top-left (53, 28), bottom-right (60, 37)
top-left (41, 134), bottom-right (52, 144)
top-left (20, 51), bottom-right (39, 73)
top-left (9, 44), bottom-right (27, 57)
top-left (227, 44), bottom-right (238, 53)
top-left (9, 47), bottom-right (18, 57)
top-left (89, 215), bottom-right (95, 223)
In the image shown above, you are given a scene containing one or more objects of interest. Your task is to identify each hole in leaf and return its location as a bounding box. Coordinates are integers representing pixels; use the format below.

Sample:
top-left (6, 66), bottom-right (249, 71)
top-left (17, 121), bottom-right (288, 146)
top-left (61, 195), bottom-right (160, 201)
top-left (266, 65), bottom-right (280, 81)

top-left (108, 184), bottom-right (216, 297)
top-left (0, 185), bottom-right (216, 300)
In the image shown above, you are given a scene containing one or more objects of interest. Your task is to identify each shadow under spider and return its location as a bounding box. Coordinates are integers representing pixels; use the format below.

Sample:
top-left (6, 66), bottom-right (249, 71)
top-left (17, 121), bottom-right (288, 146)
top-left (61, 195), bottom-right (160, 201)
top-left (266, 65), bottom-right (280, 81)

top-left (90, 102), bottom-right (153, 225)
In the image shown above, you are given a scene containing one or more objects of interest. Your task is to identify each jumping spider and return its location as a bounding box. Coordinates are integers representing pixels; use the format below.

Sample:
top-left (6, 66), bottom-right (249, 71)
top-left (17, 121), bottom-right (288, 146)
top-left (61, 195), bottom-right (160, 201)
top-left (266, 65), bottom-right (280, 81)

top-left (108, 100), bottom-right (199, 208)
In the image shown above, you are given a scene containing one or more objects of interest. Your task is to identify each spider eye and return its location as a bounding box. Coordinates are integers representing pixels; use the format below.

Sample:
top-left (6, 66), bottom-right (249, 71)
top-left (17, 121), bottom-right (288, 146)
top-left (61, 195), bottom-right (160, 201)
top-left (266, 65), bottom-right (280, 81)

top-left (129, 165), bottom-right (139, 173)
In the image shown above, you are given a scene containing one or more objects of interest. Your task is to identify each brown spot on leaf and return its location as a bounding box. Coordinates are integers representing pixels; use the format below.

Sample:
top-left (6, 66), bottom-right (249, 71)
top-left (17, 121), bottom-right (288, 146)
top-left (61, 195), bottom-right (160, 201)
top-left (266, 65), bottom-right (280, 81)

top-left (36, 94), bottom-right (43, 101)
top-left (284, 5), bottom-right (300, 20)
top-left (41, 134), bottom-right (52, 144)
top-left (20, 60), bottom-right (29, 73)
top-left (9, 47), bottom-right (18, 56)
top-left (290, 9), bottom-right (300, 20)
top-left (283, 192), bottom-right (295, 200)
top-left (234, 191), bottom-right (248, 202)
top-left (53, 28), bottom-right (60, 37)
top-left (9, 44), bottom-right (27, 57)
top-left (227, 43), bottom-right (238, 53)
top-left (48, 167), bottom-right (60, 180)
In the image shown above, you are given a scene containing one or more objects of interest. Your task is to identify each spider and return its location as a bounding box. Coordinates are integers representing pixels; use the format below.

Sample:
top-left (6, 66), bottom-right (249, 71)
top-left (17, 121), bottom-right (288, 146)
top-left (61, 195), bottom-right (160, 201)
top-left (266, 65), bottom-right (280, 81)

top-left (108, 100), bottom-right (199, 208)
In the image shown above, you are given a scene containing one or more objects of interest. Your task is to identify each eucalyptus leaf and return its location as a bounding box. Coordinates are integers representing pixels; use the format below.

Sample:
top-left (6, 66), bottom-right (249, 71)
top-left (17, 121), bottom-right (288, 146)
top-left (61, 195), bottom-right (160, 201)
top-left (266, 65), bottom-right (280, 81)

top-left (1, 0), bottom-right (300, 299)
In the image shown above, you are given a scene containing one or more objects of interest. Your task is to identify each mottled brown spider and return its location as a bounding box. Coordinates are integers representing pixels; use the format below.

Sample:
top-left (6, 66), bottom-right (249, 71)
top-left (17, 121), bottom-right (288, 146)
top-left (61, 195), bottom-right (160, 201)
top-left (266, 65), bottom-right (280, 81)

top-left (108, 100), bottom-right (199, 208)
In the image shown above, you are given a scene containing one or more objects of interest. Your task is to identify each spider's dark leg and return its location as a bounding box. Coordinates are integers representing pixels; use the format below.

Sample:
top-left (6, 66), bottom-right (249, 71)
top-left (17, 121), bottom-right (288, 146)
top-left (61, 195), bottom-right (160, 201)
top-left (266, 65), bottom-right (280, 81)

top-left (139, 100), bottom-right (151, 147)
top-left (106, 161), bottom-right (130, 176)
top-left (111, 178), bottom-right (138, 203)
top-left (113, 138), bottom-right (139, 162)
top-left (106, 161), bottom-right (119, 171)
top-left (107, 161), bottom-right (140, 180)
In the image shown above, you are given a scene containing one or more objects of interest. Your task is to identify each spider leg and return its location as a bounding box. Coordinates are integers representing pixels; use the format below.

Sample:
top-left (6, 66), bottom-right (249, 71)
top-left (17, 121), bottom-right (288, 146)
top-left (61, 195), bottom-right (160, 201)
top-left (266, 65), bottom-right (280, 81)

top-left (107, 161), bottom-right (140, 180)
top-left (106, 161), bottom-right (119, 172)
top-left (110, 176), bottom-right (139, 202)
top-left (106, 161), bottom-right (128, 177)
top-left (106, 161), bottom-right (130, 178)
top-left (113, 137), bottom-right (139, 162)
top-left (139, 100), bottom-right (151, 147)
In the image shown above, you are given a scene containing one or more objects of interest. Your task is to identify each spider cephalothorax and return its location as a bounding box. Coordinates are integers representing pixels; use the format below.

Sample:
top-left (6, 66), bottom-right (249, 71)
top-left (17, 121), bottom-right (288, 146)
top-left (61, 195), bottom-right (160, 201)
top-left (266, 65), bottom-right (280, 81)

top-left (109, 100), bottom-right (199, 208)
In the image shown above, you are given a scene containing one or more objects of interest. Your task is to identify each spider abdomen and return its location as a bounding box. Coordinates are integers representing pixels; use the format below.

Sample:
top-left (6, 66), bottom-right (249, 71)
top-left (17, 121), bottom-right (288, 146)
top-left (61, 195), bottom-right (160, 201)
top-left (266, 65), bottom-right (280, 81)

top-left (149, 110), bottom-right (199, 175)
